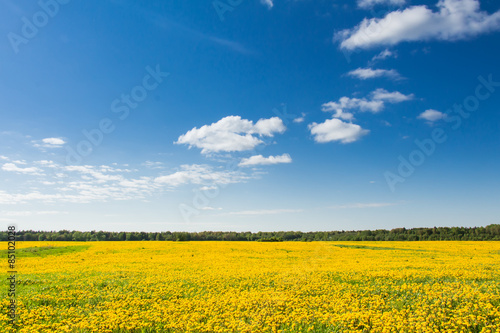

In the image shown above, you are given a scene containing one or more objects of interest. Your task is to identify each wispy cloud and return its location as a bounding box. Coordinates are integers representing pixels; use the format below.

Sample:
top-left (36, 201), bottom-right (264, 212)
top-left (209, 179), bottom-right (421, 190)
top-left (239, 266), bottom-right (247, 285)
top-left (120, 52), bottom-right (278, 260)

top-left (239, 154), bottom-right (292, 167)
top-left (136, 6), bottom-right (255, 55)
top-left (222, 209), bottom-right (303, 216)
top-left (330, 202), bottom-right (399, 209)
top-left (207, 36), bottom-right (255, 55)
top-left (154, 164), bottom-right (251, 187)
top-left (0, 159), bottom-right (248, 204)
top-left (143, 161), bottom-right (164, 169)
top-left (200, 206), bottom-right (223, 211)
top-left (357, 0), bottom-right (405, 9)
top-left (347, 67), bottom-right (402, 80)
top-left (371, 49), bottom-right (396, 62)
top-left (2, 210), bottom-right (69, 217)
top-left (2, 163), bottom-right (43, 175)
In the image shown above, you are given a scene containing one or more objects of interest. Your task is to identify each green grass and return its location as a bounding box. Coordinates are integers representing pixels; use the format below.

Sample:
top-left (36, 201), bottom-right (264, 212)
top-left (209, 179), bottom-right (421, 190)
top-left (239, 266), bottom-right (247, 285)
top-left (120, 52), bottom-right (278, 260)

top-left (1, 245), bottom-right (90, 258)
top-left (332, 244), bottom-right (426, 251)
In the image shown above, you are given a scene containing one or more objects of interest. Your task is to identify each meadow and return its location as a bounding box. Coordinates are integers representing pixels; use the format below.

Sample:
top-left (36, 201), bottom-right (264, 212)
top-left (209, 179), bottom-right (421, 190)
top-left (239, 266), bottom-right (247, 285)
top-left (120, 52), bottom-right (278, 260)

top-left (1, 241), bottom-right (499, 332)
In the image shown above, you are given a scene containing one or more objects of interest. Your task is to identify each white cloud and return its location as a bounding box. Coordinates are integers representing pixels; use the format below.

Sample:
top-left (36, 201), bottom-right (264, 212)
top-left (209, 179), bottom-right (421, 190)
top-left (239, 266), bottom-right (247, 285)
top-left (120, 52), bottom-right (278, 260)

top-left (371, 88), bottom-right (414, 103)
top-left (261, 0), bottom-right (273, 9)
top-left (224, 209), bottom-right (303, 216)
top-left (154, 164), bottom-right (249, 187)
top-left (239, 154), bottom-right (292, 167)
top-left (358, 0), bottom-right (405, 9)
top-left (0, 191), bottom-right (62, 205)
top-left (253, 117), bottom-right (285, 136)
top-left (0, 162), bottom-right (162, 204)
top-left (0, 155), bottom-right (8, 160)
top-left (200, 206), bottom-right (223, 211)
top-left (418, 109), bottom-right (447, 122)
top-left (330, 202), bottom-right (398, 209)
top-left (64, 165), bottom-right (123, 182)
top-left (32, 137), bottom-right (66, 149)
top-left (347, 67), bottom-right (401, 80)
top-left (2, 163), bottom-right (43, 175)
top-left (2, 210), bottom-right (68, 217)
top-left (293, 117), bottom-right (304, 123)
top-left (0, 158), bottom-right (258, 205)
top-left (35, 160), bottom-right (57, 167)
top-left (200, 185), bottom-right (218, 191)
top-left (339, 0), bottom-right (500, 50)
top-left (293, 113), bottom-right (306, 123)
top-left (118, 177), bottom-right (154, 189)
top-left (42, 137), bottom-right (65, 146)
top-left (175, 116), bottom-right (286, 154)
top-left (309, 119), bottom-right (369, 144)
top-left (143, 161), bottom-right (164, 169)
top-left (371, 49), bottom-right (396, 62)
top-left (322, 99), bottom-right (378, 119)
top-left (321, 89), bottom-right (413, 117)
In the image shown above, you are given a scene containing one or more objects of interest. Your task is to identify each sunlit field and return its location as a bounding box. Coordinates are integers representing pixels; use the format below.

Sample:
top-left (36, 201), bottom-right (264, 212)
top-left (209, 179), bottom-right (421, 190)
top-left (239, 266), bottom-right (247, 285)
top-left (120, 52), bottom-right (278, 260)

top-left (2, 241), bottom-right (500, 332)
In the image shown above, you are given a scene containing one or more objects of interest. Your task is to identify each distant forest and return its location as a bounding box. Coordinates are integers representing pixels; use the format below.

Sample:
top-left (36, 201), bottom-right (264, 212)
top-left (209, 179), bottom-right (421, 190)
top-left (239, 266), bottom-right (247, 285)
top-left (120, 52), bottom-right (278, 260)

top-left (2, 225), bottom-right (500, 241)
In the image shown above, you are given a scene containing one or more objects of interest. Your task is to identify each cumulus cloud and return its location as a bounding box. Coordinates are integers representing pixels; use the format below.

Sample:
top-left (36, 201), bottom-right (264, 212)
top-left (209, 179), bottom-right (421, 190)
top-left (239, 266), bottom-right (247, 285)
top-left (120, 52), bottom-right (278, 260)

top-left (339, 0), bottom-right (500, 50)
top-left (175, 116), bottom-right (286, 154)
top-left (321, 89), bottom-right (413, 118)
top-left (418, 109), bottom-right (447, 122)
top-left (358, 0), bottom-right (405, 9)
top-left (239, 154), bottom-right (292, 167)
top-left (309, 119), bottom-right (369, 144)
top-left (347, 67), bottom-right (402, 80)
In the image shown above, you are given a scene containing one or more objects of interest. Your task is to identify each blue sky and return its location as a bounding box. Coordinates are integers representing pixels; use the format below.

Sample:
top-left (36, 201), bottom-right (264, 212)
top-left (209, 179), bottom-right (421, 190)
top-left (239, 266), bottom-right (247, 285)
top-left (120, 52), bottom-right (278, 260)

top-left (0, 0), bottom-right (499, 232)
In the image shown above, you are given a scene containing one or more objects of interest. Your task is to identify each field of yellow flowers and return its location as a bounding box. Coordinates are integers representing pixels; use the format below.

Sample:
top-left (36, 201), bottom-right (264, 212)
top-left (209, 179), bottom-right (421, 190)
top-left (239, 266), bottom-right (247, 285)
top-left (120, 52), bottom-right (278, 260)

top-left (2, 241), bottom-right (500, 332)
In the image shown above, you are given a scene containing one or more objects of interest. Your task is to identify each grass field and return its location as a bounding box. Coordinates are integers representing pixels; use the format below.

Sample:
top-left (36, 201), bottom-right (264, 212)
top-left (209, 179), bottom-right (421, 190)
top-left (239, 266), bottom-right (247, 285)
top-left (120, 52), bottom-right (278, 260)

top-left (2, 241), bottom-right (500, 332)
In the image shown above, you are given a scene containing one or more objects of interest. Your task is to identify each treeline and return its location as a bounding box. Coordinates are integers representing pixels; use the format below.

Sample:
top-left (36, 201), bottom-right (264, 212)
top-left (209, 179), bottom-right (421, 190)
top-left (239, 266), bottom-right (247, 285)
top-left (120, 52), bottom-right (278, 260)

top-left (1, 225), bottom-right (500, 241)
